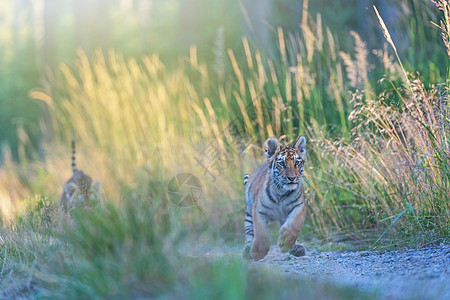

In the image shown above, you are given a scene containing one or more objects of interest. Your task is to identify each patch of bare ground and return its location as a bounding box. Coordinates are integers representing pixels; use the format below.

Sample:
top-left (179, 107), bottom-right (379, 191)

top-left (253, 243), bottom-right (450, 300)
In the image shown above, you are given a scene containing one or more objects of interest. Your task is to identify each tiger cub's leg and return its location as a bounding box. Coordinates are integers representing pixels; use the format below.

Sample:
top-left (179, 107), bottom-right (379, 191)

top-left (278, 202), bottom-right (306, 255)
top-left (68, 185), bottom-right (81, 208)
top-left (242, 210), bottom-right (254, 260)
top-left (242, 174), bottom-right (253, 260)
top-left (251, 209), bottom-right (271, 260)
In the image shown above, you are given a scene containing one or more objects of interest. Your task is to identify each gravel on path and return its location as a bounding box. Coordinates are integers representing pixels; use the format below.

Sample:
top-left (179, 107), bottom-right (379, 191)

top-left (253, 243), bottom-right (450, 300)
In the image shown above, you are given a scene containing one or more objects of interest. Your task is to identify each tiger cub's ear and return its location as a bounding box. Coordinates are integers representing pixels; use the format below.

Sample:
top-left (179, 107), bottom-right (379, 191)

top-left (295, 136), bottom-right (307, 158)
top-left (264, 137), bottom-right (279, 159)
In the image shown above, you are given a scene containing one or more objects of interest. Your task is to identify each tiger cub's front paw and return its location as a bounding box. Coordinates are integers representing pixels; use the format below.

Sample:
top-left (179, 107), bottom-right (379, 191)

top-left (251, 240), bottom-right (270, 261)
top-left (278, 226), bottom-right (297, 253)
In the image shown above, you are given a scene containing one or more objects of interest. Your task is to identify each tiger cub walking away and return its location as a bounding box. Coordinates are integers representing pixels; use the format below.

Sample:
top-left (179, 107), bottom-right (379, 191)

top-left (59, 140), bottom-right (102, 212)
top-left (243, 136), bottom-right (307, 260)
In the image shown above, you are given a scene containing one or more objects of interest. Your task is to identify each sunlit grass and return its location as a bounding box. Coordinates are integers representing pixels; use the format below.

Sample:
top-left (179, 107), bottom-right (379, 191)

top-left (0, 4), bottom-right (445, 243)
top-left (0, 3), bottom-right (449, 298)
top-left (0, 196), bottom-right (377, 299)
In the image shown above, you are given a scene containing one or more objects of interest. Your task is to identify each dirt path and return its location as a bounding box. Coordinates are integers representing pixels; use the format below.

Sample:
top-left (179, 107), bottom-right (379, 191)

top-left (253, 243), bottom-right (450, 300)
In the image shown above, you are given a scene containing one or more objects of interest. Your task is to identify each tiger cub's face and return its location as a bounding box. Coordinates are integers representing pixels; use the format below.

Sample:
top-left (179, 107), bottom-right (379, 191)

top-left (264, 136), bottom-right (306, 190)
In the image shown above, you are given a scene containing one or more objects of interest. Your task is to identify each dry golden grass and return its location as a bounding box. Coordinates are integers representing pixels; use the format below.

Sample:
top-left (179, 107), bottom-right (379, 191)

top-left (1, 4), bottom-right (448, 242)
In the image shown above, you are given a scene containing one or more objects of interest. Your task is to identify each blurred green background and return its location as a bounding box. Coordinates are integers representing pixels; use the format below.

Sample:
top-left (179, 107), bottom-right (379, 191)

top-left (1, 0), bottom-right (447, 160)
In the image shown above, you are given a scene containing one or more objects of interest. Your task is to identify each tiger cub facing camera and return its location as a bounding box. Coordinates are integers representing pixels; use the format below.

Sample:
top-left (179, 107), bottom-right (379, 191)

top-left (243, 136), bottom-right (307, 260)
top-left (59, 141), bottom-right (101, 212)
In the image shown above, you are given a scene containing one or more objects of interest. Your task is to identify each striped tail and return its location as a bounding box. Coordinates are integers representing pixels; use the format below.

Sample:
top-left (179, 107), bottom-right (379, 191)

top-left (71, 140), bottom-right (76, 173)
top-left (243, 173), bottom-right (249, 186)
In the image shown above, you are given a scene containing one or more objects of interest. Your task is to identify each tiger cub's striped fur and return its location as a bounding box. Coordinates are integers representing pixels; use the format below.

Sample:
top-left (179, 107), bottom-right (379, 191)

top-left (59, 140), bottom-right (102, 211)
top-left (243, 136), bottom-right (307, 260)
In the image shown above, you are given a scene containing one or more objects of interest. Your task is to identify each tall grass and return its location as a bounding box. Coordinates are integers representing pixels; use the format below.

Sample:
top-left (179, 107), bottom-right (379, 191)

top-left (0, 2), bottom-right (449, 297)
top-left (0, 0), bottom-right (446, 243)
top-left (26, 15), bottom-right (355, 238)
top-left (0, 3), bottom-right (443, 243)
top-left (0, 194), bottom-right (376, 299)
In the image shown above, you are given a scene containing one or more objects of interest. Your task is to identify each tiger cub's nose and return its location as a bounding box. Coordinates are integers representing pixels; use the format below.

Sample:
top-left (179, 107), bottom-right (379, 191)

top-left (287, 176), bottom-right (296, 182)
